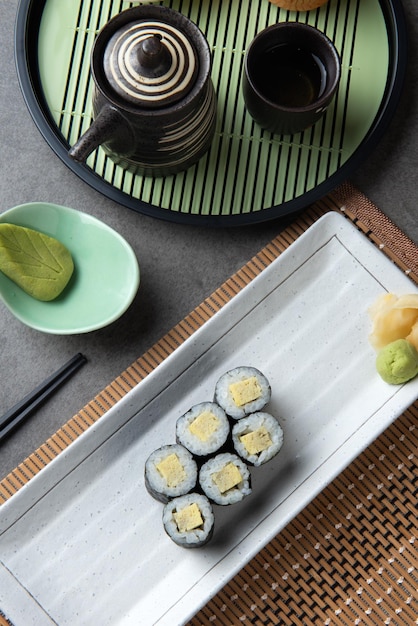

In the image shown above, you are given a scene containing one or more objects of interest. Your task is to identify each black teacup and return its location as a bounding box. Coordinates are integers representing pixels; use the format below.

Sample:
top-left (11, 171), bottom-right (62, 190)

top-left (242, 22), bottom-right (341, 136)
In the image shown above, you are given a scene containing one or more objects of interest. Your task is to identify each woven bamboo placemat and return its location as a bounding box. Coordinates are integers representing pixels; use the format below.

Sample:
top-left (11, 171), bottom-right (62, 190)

top-left (1, 181), bottom-right (417, 625)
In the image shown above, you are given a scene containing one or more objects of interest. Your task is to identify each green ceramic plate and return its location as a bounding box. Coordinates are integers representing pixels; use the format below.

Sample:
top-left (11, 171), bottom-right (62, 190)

top-left (15, 0), bottom-right (407, 225)
top-left (0, 203), bottom-right (140, 334)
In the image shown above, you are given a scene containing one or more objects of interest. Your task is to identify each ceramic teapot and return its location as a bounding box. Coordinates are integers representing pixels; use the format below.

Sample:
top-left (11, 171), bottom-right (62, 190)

top-left (68, 6), bottom-right (217, 177)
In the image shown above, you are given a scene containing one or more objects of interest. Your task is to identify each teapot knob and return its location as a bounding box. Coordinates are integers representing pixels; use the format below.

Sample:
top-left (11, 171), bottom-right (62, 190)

top-left (103, 20), bottom-right (199, 108)
top-left (137, 34), bottom-right (171, 78)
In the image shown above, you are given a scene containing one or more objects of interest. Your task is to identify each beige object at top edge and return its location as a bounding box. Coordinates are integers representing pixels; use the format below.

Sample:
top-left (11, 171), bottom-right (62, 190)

top-left (269, 0), bottom-right (329, 10)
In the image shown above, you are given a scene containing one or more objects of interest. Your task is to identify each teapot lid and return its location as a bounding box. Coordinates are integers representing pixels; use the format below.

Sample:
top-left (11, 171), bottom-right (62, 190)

top-left (103, 19), bottom-right (199, 108)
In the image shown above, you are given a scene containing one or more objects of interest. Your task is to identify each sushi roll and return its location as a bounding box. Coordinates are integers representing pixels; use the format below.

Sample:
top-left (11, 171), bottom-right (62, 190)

top-left (162, 493), bottom-right (215, 548)
top-left (232, 412), bottom-right (284, 466)
top-left (145, 444), bottom-right (198, 503)
top-left (199, 452), bottom-right (252, 505)
top-left (214, 366), bottom-right (271, 420)
top-left (176, 402), bottom-right (230, 457)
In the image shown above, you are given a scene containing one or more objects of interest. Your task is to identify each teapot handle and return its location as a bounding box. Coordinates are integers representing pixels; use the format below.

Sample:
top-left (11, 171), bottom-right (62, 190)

top-left (68, 105), bottom-right (133, 163)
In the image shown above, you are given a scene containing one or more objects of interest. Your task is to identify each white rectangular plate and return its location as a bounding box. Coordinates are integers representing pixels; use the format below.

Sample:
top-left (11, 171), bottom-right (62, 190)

top-left (1, 213), bottom-right (417, 626)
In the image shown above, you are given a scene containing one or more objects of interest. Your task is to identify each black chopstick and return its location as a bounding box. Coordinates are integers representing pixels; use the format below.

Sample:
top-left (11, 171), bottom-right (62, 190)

top-left (0, 352), bottom-right (87, 443)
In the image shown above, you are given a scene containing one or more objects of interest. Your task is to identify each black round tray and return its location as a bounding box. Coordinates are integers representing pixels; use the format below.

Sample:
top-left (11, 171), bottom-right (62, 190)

top-left (15, 0), bottom-right (407, 226)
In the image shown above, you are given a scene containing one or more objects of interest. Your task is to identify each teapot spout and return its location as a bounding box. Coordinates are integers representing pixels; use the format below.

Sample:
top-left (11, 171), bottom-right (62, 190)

top-left (68, 105), bottom-right (133, 163)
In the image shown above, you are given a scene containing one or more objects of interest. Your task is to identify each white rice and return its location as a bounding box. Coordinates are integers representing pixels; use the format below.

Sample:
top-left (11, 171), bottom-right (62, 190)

top-left (162, 493), bottom-right (215, 547)
top-left (199, 452), bottom-right (252, 505)
top-left (232, 412), bottom-right (284, 466)
top-left (214, 366), bottom-right (271, 419)
top-left (144, 444), bottom-right (198, 503)
top-left (176, 401), bottom-right (230, 456)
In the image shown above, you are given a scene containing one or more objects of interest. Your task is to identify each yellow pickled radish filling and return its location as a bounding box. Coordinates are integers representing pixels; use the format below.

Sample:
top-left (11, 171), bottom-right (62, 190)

top-left (188, 411), bottom-right (220, 441)
top-left (155, 453), bottom-right (186, 488)
top-left (212, 462), bottom-right (242, 493)
top-left (240, 426), bottom-right (272, 455)
top-left (173, 503), bottom-right (204, 533)
top-left (229, 376), bottom-right (262, 407)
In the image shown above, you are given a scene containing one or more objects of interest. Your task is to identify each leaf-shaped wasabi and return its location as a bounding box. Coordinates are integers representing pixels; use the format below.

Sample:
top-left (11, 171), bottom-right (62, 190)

top-left (0, 223), bottom-right (74, 301)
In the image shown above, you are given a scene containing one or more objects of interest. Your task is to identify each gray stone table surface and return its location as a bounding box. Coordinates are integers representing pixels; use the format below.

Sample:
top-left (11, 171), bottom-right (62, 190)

top-left (1, 0), bottom-right (417, 480)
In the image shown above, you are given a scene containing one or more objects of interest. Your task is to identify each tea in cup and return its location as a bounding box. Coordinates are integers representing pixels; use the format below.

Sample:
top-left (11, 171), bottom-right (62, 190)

top-left (242, 22), bottom-right (341, 135)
